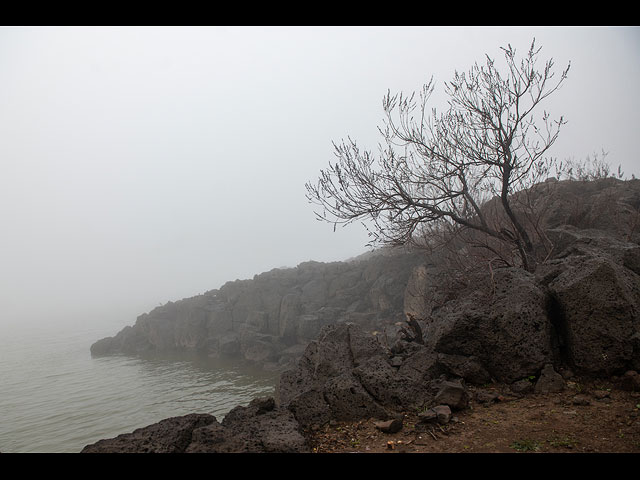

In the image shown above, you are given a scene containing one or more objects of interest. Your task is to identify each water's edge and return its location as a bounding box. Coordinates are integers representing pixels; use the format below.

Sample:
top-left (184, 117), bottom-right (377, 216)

top-left (0, 321), bottom-right (278, 453)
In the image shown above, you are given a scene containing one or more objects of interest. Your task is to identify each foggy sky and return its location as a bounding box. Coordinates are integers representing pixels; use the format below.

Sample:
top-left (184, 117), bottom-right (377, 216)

top-left (1, 26), bottom-right (639, 329)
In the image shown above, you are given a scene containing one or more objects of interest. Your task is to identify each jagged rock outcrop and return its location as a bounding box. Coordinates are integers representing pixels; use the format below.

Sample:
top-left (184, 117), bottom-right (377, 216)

top-left (90, 249), bottom-right (425, 371)
top-left (422, 267), bottom-right (554, 383)
top-left (276, 323), bottom-right (436, 428)
top-left (275, 322), bottom-right (488, 430)
top-left (539, 227), bottom-right (640, 375)
top-left (81, 397), bottom-right (309, 453)
top-left (81, 413), bottom-right (217, 453)
top-left (406, 178), bottom-right (640, 382)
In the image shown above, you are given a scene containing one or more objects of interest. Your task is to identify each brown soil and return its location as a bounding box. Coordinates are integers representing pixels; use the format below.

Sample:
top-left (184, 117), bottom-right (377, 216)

top-left (306, 378), bottom-right (640, 454)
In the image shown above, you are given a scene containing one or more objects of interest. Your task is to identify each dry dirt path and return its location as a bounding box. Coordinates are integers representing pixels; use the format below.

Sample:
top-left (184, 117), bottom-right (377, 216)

top-left (307, 379), bottom-right (640, 454)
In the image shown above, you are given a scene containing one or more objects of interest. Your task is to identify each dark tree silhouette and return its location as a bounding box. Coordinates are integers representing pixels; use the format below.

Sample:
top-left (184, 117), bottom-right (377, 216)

top-left (306, 39), bottom-right (570, 272)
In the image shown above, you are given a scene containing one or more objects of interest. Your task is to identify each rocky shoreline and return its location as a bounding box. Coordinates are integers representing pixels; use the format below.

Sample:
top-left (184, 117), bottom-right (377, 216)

top-left (82, 178), bottom-right (640, 453)
top-left (82, 321), bottom-right (640, 453)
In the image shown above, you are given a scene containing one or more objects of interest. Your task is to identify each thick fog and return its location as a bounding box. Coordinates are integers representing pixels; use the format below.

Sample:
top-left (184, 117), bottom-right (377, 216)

top-left (1, 26), bottom-right (639, 329)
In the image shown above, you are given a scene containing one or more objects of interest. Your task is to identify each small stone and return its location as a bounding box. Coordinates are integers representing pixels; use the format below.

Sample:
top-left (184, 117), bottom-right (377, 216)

top-left (418, 405), bottom-right (452, 425)
top-left (560, 368), bottom-right (575, 380)
top-left (433, 405), bottom-right (452, 424)
top-left (374, 417), bottom-right (403, 434)
top-left (620, 371), bottom-right (640, 392)
top-left (389, 356), bottom-right (404, 368)
top-left (434, 380), bottom-right (469, 411)
top-left (534, 364), bottom-right (566, 394)
top-left (418, 409), bottom-right (438, 424)
top-left (572, 394), bottom-right (591, 406)
top-left (476, 389), bottom-right (501, 404)
top-left (510, 379), bottom-right (534, 395)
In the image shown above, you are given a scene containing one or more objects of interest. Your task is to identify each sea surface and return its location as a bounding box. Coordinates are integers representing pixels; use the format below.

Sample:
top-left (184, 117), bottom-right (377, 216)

top-left (0, 318), bottom-right (280, 453)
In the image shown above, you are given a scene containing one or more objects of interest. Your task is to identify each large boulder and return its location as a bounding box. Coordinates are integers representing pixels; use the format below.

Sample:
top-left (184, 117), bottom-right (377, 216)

top-left (424, 267), bottom-right (553, 384)
top-left (354, 354), bottom-right (434, 410)
top-left (277, 323), bottom-right (438, 428)
top-left (185, 397), bottom-right (309, 453)
top-left (540, 228), bottom-right (640, 375)
top-left (432, 378), bottom-right (470, 411)
top-left (276, 323), bottom-right (388, 423)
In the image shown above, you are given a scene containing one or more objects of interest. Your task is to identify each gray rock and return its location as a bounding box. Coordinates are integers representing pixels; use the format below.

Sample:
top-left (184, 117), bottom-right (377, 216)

top-left (417, 409), bottom-right (438, 424)
top-left (619, 370), bottom-right (640, 392)
top-left (243, 339), bottom-right (277, 364)
top-left (425, 267), bottom-right (553, 384)
top-left (534, 364), bottom-right (566, 393)
top-left (278, 293), bottom-right (302, 340)
top-left (354, 354), bottom-right (433, 411)
top-left (389, 356), bottom-right (404, 368)
top-left (285, 388), bottom-right (333, 429)
top-left (218, 332), bottom-right (241, 357)
top-left (194, 397), bottom-right (308, 453)
top-left (435, 353), bottom-right (492, 385)
top-left (510, 379), bottom-right (535, 395)
top-left (82, 397), bottom-right (310, 453)
top-left (323, 372), bottom-right (390, 422)
top-left (374, 417), bottom-right (403, 434)
top-left (433, 379), bottom-right (469, 411)
top-left (277, 324), bottom-right (393, 427)
top-left (572, 394), bottom-right (591, 406)
top-left (546, 240), bottom-right (640, 376)
top-left (297, 314), bottom-right (321, 340)
top-left (475, 389), bottom-right (501, 404)
top-left (396, 346), bottom-right (439, 383)
top-left (433, 405), bottom-right (452, 424)
top-left (81, 398), bottom-right (310, 454)
top-left (417, 405), bottom-right (451, 424)
top-left (81, 413), bottom-right (216, 453)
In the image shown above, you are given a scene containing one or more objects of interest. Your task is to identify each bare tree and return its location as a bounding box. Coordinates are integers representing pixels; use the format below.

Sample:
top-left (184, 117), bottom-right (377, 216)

top-left (306, 39), bottom-right (570, 272)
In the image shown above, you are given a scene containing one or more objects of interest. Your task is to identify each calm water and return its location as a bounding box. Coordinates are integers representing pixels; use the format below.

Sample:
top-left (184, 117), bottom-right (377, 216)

top-left (0, 319), bottom-right (279, 453)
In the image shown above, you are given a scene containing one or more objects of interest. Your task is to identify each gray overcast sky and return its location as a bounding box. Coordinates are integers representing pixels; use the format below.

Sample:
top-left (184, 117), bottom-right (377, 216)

top-left (1, 26), bottom-right (639, 329)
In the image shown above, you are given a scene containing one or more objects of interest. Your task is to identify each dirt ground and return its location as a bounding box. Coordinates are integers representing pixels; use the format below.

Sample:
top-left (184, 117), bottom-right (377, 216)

top-left (306, 378), bottom-right (640, 454)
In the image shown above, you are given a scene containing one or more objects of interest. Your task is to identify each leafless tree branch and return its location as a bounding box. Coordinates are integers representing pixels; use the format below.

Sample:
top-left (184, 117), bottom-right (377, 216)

top-left (306, 39), bottom-right (571, 272)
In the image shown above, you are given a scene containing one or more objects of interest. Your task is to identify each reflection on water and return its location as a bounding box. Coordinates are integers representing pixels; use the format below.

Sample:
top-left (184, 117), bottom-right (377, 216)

top-left (0, 322), bottom-right (280, 453)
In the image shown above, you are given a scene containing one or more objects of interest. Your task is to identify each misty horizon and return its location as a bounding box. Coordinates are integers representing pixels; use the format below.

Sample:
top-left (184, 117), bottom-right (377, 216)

top-left (1, 26), bottom-right (639, 329)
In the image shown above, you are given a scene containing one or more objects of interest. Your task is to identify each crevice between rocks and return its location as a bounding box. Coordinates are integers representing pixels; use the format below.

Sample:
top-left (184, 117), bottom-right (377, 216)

top-left (545, 289), bottom-right (572, 369)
